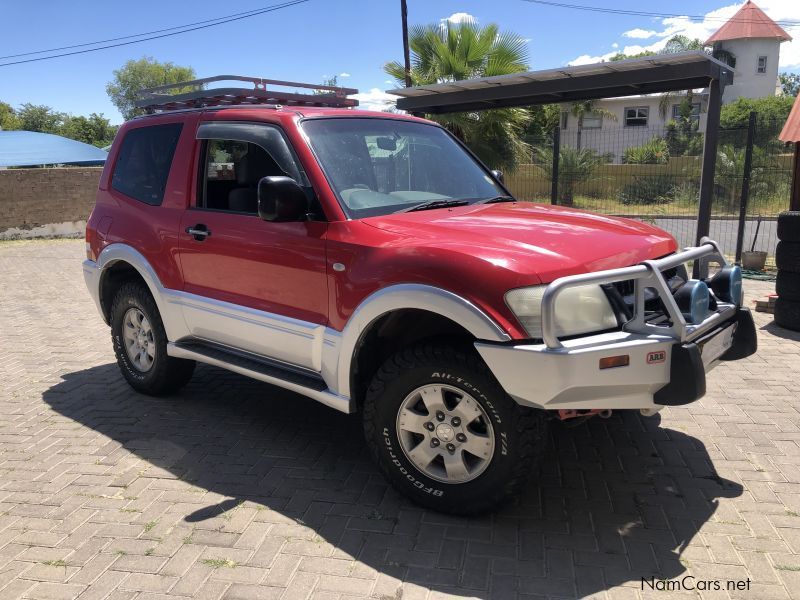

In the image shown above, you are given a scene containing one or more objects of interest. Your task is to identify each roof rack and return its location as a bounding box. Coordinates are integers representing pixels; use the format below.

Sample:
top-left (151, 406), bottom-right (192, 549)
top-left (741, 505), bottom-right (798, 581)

top-left (135, 75), bottom-right (359, 113)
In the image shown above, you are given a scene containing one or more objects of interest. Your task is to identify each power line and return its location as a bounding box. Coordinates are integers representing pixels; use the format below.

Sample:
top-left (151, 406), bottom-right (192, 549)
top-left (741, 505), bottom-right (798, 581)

top-left (520, 0), bottom-right (800, 28)
top-left (0, 5), bottom-right (293, 61)
top-left (0, 0), bottom-right (311, 68)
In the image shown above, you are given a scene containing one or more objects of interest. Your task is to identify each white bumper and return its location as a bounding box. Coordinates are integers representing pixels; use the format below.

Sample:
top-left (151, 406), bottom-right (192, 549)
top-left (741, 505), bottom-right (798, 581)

top-left (83, 259), bottom-right (104, 320)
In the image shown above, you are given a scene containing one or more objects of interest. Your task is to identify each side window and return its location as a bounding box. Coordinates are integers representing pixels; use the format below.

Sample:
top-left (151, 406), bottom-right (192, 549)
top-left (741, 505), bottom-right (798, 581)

top-left (196, 122), bottom-right (308, 214)
top-left (112, 123), bottom-right (182, 205)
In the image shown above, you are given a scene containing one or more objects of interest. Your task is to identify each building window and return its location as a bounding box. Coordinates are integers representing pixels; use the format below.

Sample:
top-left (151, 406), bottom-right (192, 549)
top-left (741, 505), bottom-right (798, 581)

top-left (582, 112), bottom-right (603, 129)
top-left (671, 102), bottom-right (701, 122)
top-left (624, 107), bottom-right (649, 127)
top-left (560, 111), bottom-right (569, 129)
top-left (757, 56), bottom-right (768, 74)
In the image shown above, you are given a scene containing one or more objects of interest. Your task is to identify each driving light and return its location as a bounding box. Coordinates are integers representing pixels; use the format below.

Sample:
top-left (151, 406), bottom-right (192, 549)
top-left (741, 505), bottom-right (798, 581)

top-left (673, 280), bottom-right (710, 323)
top-left (505, 284), bottom-right (618, 339)
top-left (708, 265), bottom-right (742, 304)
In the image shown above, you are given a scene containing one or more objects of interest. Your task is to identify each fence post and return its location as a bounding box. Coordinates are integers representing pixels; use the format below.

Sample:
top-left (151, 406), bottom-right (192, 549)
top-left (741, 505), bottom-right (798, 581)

top-left (696, 77), bottom-right (722, 245)
top-left (550, 125), bottom-right (560, 205)
top-left (734, 111), bottom-right (757, 263)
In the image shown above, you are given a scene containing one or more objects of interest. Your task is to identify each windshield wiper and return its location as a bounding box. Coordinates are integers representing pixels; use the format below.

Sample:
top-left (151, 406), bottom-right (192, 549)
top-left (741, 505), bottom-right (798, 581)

top-left (398, 199), bottom-right (470, 213)
top-left (475, 195), bottom-right (515, 204)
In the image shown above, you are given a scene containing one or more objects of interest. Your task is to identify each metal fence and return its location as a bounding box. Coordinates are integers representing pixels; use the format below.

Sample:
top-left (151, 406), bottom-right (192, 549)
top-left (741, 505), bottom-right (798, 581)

top-left (505, 114), bottom-right (793, 267)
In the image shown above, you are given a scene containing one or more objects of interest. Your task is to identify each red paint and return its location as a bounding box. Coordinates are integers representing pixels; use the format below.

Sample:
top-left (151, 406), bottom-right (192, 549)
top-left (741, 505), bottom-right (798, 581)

top-left (87, 106), bottom-right (678, 341)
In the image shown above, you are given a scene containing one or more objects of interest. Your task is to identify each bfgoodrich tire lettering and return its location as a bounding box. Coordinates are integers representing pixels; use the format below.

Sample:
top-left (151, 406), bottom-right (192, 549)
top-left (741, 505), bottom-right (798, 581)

top-left (110, 281), bottom-right (195, 395)
top-left (362, 342), bottom-right (548, 514)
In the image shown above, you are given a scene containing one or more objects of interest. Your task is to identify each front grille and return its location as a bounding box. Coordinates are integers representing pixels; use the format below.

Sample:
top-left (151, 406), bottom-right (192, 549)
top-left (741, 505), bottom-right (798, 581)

top-left (606, 266), bottom-right (684, 325)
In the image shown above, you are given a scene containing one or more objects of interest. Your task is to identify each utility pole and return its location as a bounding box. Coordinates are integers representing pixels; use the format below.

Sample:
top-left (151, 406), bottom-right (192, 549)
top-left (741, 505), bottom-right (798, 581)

top-left (400, 0), bottom-right (412, 88)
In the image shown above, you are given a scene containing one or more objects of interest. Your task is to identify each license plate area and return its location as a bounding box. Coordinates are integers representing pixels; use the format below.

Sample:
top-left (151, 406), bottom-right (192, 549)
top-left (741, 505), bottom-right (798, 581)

top-left (696, 321), bottom-right (737, 368)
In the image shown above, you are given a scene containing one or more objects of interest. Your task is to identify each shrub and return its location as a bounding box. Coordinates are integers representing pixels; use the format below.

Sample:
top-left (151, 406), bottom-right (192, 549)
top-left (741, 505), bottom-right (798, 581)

top-left (619, 175), bottom-right (677, 205)
top-left (623, 137), bottom-right (670, 164)
top-left (536, 146), bottom-right (603, 206)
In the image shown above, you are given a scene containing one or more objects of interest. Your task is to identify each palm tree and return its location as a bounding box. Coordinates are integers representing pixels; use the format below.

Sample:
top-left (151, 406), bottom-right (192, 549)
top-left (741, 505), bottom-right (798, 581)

top-left (385, 21), bottom-right (531, 171)
top-left (569, 100), bottom-right (617, 150)
top-left (537, 146), bottom-right (602, 206)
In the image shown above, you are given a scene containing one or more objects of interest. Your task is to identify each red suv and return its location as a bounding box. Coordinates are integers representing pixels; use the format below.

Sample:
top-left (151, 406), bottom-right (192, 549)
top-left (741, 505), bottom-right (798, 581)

top-left (84, 77), bottom-right (756, 514)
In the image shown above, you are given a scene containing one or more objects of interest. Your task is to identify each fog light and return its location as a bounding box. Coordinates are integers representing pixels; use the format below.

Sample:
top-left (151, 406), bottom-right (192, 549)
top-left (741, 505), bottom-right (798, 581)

top-left (674, 280), bottom-right (710, 323)
top-left (708, 265), bottom-right (742, 304)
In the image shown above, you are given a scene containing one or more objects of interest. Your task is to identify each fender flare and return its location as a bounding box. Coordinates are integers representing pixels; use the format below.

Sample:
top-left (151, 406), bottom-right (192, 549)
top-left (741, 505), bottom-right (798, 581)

top-left (331, 284), bottom-right (511, 398)
top-left (95, 244), bottom-right (189, 341)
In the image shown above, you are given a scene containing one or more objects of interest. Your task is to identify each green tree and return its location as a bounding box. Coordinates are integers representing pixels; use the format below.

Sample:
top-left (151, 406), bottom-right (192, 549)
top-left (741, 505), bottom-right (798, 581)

top-left (385, 21), bottom-right (531, 171)
top-left (720, 96), bottom-right (795, 148)
top-left (779, 72), bottom-right (800, 97)
top-left (569, 100), bottom-right (616, 150)
top-left (0, 101), bottom-right (20, 130)
top-left (61, 113), bottom-right (118, 147)
top-left (106, 57), bottom-right (196, 120)
top-left (16, 103), bottom-right (66, 134)
top-left (522, 104), bottom-right (560, 141)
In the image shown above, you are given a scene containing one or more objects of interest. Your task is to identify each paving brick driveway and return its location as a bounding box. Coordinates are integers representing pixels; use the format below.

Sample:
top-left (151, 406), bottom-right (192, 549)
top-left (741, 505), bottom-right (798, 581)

top-left (2, 239), bottom-right (800, 600)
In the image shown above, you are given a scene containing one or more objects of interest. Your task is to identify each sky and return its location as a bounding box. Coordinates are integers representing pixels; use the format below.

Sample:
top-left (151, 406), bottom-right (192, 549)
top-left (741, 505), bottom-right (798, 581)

top-left (1, 0), bottom-right (799, 124)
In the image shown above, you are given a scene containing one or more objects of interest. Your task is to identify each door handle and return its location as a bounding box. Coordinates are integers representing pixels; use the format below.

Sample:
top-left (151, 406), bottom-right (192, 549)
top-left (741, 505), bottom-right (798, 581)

top-left (185, 224), bottom-right (211, 241)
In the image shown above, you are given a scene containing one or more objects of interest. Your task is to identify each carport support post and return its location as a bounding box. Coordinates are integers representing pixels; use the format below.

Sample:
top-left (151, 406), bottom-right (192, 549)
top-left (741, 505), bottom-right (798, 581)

top-left (550, 125), bottom-right (560, 205)
top-left (792, 142), bottom-right (800, 211)
top-left (696, 78), bottom-right (722, 246)
top-left (735, 111), bottom-right (757, 263)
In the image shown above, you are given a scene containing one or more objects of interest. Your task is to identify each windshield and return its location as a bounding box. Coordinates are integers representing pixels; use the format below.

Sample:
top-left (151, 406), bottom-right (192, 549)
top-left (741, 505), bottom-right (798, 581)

top-left (301, 118), bottom-right (509, 218)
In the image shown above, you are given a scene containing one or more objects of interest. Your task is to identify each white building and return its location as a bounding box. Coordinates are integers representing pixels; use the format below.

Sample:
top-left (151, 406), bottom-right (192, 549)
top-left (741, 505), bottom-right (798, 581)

top-left (560, 0), bottom-right (792, 162)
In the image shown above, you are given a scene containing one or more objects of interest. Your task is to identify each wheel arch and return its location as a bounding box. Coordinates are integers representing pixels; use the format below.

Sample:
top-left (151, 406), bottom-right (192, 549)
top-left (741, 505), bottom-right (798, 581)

top-left (96, 244), bottom-right (188, 341)
top-left (332, 284), bottom-right (511, 404)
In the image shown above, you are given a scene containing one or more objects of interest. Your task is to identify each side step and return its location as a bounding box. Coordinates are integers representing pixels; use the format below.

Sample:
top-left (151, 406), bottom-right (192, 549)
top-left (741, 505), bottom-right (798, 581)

top-left (167, 340), bottom-right (353, 414)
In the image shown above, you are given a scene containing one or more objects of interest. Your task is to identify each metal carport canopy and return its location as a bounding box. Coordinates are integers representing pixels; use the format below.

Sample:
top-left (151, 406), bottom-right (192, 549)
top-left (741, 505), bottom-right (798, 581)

top-left (389, 51), bottom-right (733, 248)
top-left (389, 51), bottom-right (732, 114)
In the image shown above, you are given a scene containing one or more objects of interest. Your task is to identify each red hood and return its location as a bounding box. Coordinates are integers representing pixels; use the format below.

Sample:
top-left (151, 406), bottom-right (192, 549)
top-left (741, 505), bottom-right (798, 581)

top-left (362, 202), bottom-right (677, 283)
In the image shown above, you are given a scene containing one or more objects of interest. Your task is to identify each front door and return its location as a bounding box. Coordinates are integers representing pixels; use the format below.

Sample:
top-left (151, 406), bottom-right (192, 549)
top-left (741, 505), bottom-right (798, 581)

top-left (177, 121), bottom-right (328, 371)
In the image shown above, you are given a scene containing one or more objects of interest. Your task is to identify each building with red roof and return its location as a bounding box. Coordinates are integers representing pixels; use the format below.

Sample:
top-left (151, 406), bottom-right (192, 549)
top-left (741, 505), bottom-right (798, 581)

top-left (705, 1), bottom-right (792, 103)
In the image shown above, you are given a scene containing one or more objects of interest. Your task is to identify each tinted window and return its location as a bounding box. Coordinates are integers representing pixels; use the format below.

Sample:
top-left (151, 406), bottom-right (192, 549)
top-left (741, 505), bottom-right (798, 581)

top-left (302, 118), bottom-right (506, 218)
top-left (111, 123), bottom-right (182, 205)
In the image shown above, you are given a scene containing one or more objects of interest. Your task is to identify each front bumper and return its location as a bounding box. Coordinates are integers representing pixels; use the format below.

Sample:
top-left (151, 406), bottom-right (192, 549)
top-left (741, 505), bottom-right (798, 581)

top-left (476, 239), bottom-right (757, 411)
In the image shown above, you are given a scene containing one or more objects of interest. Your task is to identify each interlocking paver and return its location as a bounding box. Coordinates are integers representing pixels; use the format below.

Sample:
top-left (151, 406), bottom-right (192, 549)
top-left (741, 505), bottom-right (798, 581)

top-left (2, 238), bottom-right (800, 599)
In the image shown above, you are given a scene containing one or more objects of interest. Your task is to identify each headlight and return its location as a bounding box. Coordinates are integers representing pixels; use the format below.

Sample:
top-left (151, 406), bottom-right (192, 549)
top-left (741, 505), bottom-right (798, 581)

top-left (505, 284), bottom-right (618, 339)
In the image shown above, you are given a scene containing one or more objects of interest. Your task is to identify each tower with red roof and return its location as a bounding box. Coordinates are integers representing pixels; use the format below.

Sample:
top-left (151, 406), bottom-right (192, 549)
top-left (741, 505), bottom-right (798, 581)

top-left (705, 0), bottom-right (792, 102)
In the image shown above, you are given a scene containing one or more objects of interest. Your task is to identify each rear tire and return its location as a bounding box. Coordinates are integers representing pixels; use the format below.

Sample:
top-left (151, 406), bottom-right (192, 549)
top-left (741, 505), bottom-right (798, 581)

top-left (775, 297), bottom-right (800, 332)
top-left (110, 281), bottom-right (195, 395)
top-left (776, 242), bottom-right (800, 274)
top-left (362, 342), bottom-right (548, 514)
top-left (777, 211), bottom-right (800, 243)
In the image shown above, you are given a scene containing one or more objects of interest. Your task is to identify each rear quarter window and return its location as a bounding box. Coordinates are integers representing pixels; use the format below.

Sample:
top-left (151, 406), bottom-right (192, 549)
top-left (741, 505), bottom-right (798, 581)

top-left (111, 123), bottom-right (183, 206)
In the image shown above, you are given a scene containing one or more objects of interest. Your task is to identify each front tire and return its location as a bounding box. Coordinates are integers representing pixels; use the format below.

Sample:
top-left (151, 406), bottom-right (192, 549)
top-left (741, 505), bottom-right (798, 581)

top-left (110, 281), bottom-right (195, 395)
top-left (362, 342), bottom-right (547, 514)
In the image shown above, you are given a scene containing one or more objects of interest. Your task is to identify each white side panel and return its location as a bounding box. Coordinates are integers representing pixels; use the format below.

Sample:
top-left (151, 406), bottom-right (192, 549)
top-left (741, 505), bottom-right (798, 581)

top-left (173, 291), bottom-right (324, 372)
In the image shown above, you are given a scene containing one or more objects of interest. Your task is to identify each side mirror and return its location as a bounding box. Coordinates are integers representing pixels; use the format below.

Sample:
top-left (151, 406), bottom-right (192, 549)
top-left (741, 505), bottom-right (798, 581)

top-left (491, 169), bottom-right (505, 184)
top-left (257, 176), bottom-right (308, 222)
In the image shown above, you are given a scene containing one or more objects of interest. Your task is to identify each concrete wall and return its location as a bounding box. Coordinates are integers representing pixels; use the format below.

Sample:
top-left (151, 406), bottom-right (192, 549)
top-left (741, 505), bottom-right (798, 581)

top-left (0, 167), bottom-right (101, 238)
top-left (720, 38), bottom-right (782, 103)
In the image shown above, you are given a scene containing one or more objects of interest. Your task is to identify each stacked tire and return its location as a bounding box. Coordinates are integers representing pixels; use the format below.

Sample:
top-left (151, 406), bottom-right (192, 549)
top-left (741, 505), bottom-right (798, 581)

top-left (776, 211), bottom-right (800, 331)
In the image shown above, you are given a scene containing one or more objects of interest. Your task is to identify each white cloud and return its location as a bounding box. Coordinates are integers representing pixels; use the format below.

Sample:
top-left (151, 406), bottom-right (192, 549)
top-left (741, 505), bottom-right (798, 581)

top-left (623, 28), bottom-right (659, 39)
top-left (351, 88), bottom-right (399, 112)
top-left (442, 12), bottom-right (476, 25)
top-left (612, 42), bottom-right (619, 49)
top-left (339, 72), bottom-right (351, 78)
top-left (568, 0), bottom-right (800, 70)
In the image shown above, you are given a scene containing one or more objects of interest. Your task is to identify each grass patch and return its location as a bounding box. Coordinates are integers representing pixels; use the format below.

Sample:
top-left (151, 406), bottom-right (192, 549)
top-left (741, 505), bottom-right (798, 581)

top-left (201, 558), bottom-right (237, 569)
top-left (776, 564), bottom-right (800, 572)
top-left (144, 548), bottom-right (155, 556)
top-left (143, 520), bottom-right (158, 533)
top-left (42, 559), bottom-right (67, 567)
